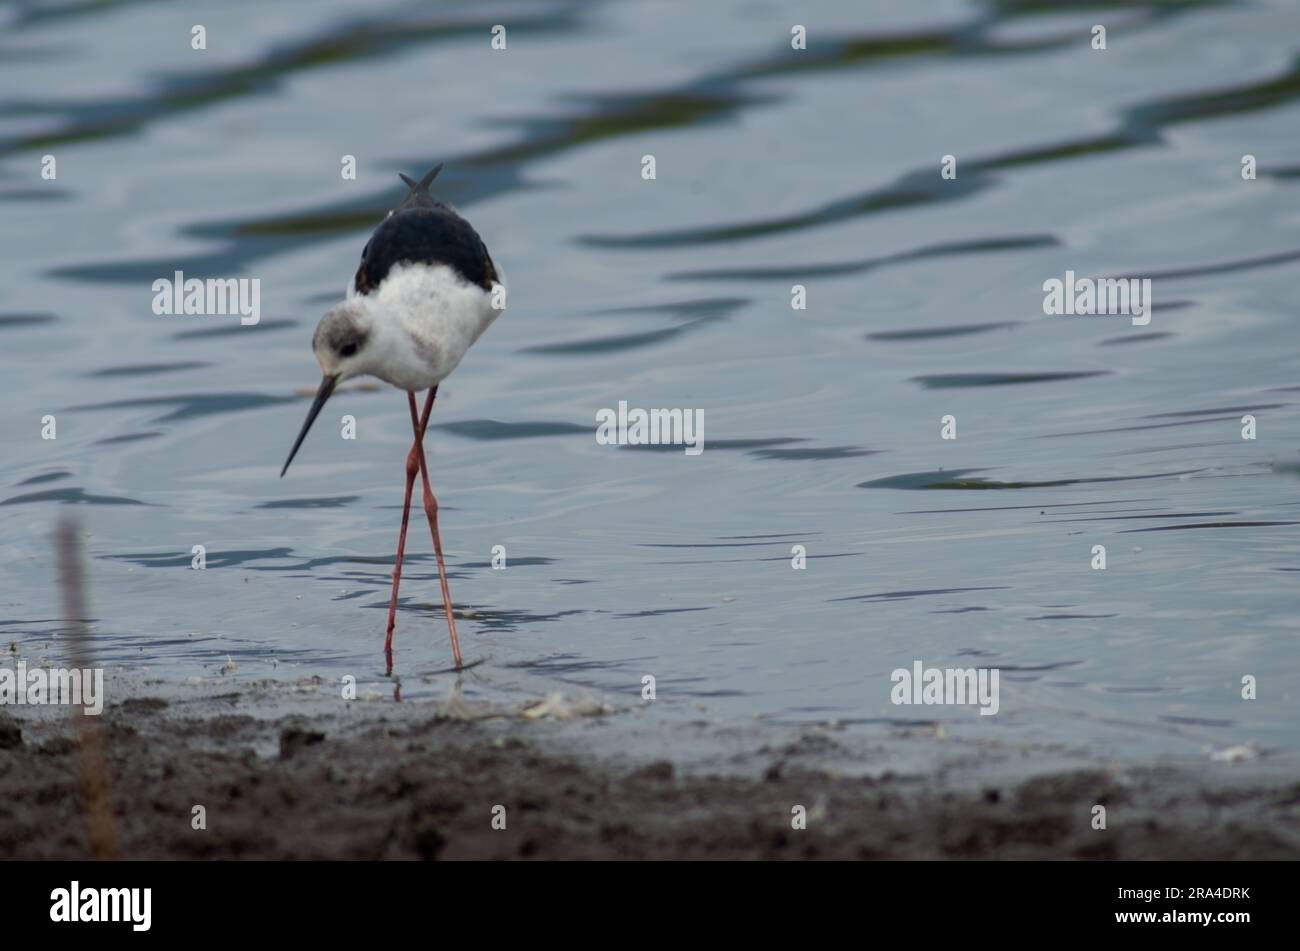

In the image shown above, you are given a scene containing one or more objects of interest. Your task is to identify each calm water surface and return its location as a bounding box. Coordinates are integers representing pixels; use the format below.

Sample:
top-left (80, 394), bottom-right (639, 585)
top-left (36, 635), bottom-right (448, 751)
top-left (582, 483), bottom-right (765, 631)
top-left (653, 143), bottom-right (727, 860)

top-left (2, 0), bottom-right (1299, 768)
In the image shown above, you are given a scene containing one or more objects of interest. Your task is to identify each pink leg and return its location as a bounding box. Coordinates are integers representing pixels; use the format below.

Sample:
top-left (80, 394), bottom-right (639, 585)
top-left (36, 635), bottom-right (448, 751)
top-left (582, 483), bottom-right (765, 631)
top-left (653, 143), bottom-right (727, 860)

top-left (384, 392), bottom-right (434, 672)
top-left (411, 387), bottom-right (464, 669)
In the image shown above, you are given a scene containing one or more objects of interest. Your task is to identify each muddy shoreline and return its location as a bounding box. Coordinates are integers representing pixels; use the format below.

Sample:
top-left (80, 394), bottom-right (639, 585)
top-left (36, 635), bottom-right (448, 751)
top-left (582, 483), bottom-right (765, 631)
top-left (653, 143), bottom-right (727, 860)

top-left (2, 700), bottom-right (1296, 860)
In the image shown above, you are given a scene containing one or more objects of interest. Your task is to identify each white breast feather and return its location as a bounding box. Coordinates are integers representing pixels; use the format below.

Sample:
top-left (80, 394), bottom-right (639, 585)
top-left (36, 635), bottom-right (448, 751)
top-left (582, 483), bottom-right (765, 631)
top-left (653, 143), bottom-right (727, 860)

top-left (365, 262), bottom-right (503, 391)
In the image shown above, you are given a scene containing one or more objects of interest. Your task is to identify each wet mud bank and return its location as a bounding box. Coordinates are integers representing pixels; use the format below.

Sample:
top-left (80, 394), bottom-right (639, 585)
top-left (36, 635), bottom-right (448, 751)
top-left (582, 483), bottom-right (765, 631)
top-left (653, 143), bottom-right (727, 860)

top-left (2, 704), bottom-right (1296, 860)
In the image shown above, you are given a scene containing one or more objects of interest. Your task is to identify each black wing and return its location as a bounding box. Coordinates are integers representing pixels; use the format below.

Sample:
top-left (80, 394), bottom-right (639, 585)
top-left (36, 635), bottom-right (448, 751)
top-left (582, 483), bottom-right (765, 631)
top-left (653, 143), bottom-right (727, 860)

top-left (354, 169), bottom-right (498, 294)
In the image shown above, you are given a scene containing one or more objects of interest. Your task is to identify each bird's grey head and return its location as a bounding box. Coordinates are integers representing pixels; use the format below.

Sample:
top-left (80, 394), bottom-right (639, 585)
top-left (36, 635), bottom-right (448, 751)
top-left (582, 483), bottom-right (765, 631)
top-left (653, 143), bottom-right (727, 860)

top-left (312, 299), bottom-right (374, 381)
top-left (281, 299), bottom-right (376, 477)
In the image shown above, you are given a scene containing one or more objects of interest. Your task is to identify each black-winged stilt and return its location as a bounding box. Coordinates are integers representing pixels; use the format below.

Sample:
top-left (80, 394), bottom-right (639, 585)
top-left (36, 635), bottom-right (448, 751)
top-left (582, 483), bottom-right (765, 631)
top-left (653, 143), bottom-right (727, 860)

top-left (280, 164), bottom-right (503, 671)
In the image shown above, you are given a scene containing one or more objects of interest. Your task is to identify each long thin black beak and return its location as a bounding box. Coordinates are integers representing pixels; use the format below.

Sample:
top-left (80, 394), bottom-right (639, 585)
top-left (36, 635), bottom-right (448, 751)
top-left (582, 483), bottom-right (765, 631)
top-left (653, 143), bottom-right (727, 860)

top-left (280, 374), bottom-right (338, 477)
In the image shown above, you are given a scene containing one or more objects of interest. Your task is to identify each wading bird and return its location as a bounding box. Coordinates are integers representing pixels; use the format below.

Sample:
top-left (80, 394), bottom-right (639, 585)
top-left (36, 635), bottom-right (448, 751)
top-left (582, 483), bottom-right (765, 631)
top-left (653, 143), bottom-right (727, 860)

top-left (280, 164), bottom-right (503, 671)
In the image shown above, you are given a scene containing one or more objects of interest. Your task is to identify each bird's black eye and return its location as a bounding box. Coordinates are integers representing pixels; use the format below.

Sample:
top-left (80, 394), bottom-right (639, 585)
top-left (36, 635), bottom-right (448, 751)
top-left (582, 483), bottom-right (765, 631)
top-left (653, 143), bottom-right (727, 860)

top-left (340, 342), bottom-right (358, 358)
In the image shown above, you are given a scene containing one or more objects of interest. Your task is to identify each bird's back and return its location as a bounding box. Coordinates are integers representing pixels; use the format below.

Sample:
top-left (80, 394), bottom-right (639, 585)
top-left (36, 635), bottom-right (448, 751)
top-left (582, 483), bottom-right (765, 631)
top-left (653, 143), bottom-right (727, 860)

top-left (353, 192), bottom-right (498, 296)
